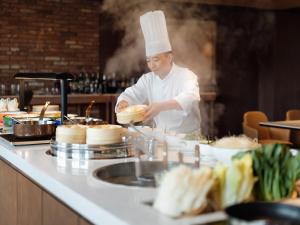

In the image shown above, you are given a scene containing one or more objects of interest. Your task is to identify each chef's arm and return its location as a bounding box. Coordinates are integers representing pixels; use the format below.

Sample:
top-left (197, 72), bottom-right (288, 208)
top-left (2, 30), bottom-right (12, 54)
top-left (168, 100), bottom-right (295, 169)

top-left (144, 100), bottom-right (182, 122)
top-left (159, 99), bottom-right (182, 111)
top-left (115, 76), bottom-right (148, 113)
top-left (173, 75), bottom-right (200, 115)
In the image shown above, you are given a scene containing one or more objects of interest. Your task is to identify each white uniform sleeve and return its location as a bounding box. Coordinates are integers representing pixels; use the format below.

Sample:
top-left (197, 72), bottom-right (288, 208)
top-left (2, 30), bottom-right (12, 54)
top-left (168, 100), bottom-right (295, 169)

top-left (115, 75), bottom-right (148, 112)
top-left (173, 71), bottom-right (200, 115)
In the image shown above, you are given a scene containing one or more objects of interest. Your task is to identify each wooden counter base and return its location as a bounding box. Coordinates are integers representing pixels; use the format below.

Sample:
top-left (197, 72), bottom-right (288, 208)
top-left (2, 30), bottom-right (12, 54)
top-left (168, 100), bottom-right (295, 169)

top-left (0, 158), bottom-right (93, 225)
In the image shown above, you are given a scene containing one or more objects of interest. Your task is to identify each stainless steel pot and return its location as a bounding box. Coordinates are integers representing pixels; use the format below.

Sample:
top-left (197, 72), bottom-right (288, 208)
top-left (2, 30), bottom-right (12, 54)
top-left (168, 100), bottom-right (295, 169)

top-left (13, 101), bottom-right (56, 138)
top-left (13, 119), bottom-right (56, 138)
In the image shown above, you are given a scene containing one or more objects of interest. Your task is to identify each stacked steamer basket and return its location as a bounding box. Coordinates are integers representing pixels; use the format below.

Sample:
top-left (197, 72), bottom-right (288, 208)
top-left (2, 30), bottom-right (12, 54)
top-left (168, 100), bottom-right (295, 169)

top-left (55, 125), bottom-right (87, 144)
top-left (50, 124), bottom-right (132, 160)
top-left (116, 105), bottom-right (147, 124)
top-left (86, 125), bottom-right (124, 145)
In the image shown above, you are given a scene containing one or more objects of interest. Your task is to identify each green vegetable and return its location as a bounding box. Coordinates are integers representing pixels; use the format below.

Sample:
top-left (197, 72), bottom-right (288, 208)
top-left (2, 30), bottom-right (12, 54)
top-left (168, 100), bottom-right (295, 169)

top-left (251, 144), bottom-right (300, 201)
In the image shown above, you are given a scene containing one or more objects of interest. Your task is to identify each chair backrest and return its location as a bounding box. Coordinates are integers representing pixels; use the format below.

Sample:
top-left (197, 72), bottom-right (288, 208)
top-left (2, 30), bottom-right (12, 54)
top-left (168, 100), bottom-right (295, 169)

top-left (243, 111), bottom-right (270, 140)
top-left (286, 109), bottom-right (300, 120)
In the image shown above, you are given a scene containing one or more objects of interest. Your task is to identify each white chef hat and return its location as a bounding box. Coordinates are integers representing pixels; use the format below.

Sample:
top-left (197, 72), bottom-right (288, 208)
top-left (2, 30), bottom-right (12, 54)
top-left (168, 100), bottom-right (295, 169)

top-left (140, 10), bottom-right (172, 57)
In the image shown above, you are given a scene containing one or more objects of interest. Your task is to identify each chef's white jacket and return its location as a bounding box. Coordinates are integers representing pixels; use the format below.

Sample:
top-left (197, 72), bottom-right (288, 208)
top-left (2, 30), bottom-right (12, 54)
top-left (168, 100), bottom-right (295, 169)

top-left (116, 63), bottom-right (201, 133)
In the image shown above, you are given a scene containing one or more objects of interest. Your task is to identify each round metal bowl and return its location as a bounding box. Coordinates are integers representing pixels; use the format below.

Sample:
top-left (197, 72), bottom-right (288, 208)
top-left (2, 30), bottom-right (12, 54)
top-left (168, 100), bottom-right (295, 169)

top-left (92, 161), bottom-right (193, 188)
top-left (13, 119), bottom-right (56, 138)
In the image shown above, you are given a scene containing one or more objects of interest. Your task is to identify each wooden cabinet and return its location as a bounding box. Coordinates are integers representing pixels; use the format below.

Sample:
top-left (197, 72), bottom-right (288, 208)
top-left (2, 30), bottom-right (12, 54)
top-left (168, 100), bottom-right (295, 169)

top-left (0, 158), bottom-right (94, 225)
top-left (0, 160), bottom-right (17, 225)
top-left (17, 173), bottom-right (42, 225)
top-left (43, 192), bottom-right (79, 225)
top-left (79, 218), bottom-right (93, 225)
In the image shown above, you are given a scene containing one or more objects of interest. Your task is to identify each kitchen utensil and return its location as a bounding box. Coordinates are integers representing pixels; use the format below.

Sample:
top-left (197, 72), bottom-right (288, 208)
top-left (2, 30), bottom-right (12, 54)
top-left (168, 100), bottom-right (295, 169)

top-left (128, 122), bottom-right (150, 139)
top-left (10, 116), bottom-right (24, 124)
top-left (85, 100), bottom-right (95, 118)
top-left (194, 144), bottom-right (200, 168)
top-left (4, 114), bottom-right (40, 127)
top-left (64, 115), bottom-right (77, 124)
top-left (225, 202), bottom-right (300, 225)
top-left (39, 101), bottom-right (50, 121)
top-left (0, 111), bottom-right (27, 123)
top-left (62, 101), bottom-right (103, 125)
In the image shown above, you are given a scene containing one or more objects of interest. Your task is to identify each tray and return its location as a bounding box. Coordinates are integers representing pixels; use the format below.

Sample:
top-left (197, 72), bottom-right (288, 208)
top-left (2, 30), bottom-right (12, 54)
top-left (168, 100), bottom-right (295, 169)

top-left (49, 139), bottom-right (133, 160)
top-left (0, 134), bottom-right (51, 146)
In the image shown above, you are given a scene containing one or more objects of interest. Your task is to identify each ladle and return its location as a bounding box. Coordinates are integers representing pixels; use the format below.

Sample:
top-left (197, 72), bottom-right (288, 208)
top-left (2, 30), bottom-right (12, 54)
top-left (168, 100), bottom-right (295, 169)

top-left (39, 101), bottom-right (50, 121)
top-left (64, 115), bottom-right (77, 124)
top-left (85, 100), bottom-right (95, 119)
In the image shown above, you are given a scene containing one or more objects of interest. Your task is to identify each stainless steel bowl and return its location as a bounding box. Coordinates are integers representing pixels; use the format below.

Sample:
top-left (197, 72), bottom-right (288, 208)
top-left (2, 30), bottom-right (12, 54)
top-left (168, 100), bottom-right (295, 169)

top-left (13, 119), bottom-right (56, 138)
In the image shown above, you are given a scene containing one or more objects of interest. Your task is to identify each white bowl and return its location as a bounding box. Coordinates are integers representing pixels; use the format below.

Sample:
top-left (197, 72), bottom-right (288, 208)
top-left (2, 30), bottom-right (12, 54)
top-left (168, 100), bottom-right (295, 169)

top-left (210, 146), bottom-right (250, 165)
top-left (165, 135), bottom-right (211, 155)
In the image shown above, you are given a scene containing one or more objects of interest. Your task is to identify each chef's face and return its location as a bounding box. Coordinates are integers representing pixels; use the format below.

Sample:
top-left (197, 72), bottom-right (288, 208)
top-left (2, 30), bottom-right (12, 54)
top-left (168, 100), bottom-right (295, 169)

top-left (146, 52), bottom-right (172, 77)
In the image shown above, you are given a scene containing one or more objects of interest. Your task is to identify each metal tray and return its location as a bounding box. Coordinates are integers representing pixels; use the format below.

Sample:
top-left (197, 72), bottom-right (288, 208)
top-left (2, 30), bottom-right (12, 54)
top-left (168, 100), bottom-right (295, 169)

top-left (0, 134), bottom-right (51, 146)
top-left (49, 138), bottom-right (133, 160)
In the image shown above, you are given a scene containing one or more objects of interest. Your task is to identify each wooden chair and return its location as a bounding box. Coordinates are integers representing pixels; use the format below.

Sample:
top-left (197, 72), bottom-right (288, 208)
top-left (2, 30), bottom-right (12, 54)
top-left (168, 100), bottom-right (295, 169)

top-left (286, 109), bottom-right (300, 147)
top-left (286, 109), bottom-right (300, 120)
top-left (243, 111), bottom-right (291, 145)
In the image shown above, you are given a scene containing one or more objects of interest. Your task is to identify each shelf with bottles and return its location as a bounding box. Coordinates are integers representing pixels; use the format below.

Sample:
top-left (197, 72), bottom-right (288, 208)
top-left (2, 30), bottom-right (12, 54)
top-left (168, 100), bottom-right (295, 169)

top-left (68, 72), bottom-right (139, 95)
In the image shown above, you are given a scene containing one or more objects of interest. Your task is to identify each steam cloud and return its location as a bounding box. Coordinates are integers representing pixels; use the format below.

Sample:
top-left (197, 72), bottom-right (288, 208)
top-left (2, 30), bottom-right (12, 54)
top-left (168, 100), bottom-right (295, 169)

top-left (101, 0), bottom-right (218, 136)
top-left (101, 0), bottom-right (216, 89)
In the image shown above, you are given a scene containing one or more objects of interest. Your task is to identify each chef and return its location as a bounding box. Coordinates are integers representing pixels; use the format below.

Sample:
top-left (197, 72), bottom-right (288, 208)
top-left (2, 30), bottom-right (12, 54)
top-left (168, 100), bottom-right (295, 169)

top-left (116, 10), bottom-right (201, 133)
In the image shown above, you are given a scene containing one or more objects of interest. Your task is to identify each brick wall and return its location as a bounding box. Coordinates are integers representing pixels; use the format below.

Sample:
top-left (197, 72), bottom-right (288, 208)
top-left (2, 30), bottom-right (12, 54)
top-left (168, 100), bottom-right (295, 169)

top-left (0, 0), bottom-right (100, 84)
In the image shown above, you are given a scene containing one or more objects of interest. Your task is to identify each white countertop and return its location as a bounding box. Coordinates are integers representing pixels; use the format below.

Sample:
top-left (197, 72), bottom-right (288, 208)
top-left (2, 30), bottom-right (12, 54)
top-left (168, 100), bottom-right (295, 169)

top-left (0, 137), bottom-right (226, 225)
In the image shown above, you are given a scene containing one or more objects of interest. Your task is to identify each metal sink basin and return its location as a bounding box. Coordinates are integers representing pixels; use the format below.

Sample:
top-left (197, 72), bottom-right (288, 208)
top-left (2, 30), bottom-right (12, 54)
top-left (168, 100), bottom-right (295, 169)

top-left (93, 161), bottom-right (189, 188)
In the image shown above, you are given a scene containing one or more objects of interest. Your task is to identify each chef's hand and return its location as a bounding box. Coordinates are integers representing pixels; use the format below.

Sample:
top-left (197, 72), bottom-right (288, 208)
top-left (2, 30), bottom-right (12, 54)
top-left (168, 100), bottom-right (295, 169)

top-left (116, 100), bottom-right (129, 113)
top-left (144, 102), bottom-right (163, 122)
top-left (143, 100), bottom-right (182, 122)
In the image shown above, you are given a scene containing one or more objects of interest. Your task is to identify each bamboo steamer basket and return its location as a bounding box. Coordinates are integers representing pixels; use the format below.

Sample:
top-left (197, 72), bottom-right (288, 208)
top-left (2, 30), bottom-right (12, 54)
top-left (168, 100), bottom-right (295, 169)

top-left (56, 125), bottom-right (87, 144)
top-left (116, 105), bottom-right (147, 124)
top-left (86, 125), bottom-right (124, 145)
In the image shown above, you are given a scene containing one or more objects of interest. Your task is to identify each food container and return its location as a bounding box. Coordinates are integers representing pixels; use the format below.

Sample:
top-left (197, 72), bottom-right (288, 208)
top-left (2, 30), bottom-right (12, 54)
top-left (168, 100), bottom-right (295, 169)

top-left (3, 114), bottom-right (39, 127)
top-left (0, 111), bottom-right (27, 123)
top-left (64, 117), bottom-right (105, 125)
top-left (210, 146), bottom-right (250, 165)
top-left (32, 104), bottom-right (59, 112)
top-left (29, 111), bottom-right (61, 119)
top-left (13, 118), bottom-right (56, 138)
top-left (210, 136), bottom-right (261, 165)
